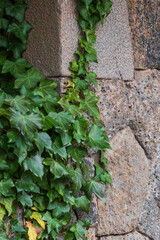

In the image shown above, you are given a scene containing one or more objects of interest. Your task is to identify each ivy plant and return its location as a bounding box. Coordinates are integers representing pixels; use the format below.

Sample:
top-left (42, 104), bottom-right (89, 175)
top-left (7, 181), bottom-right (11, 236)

top-left (0, 0), bottom-right (112, 239)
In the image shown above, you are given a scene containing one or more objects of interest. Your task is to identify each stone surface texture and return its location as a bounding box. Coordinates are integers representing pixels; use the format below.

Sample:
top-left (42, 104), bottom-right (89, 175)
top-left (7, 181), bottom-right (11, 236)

top-left (127, 0), bottom-right (160, 69)
top-left (100, 231), bottom-right (150, 240)
top-left (97, 127), bottom-right (150, 236)
top-left (96, 79), bottom-right (129, 139)
top-left (126, 70), bottom-right (160, 161)
top-left (24, 0), bottom-right (61, 76)
top-left (137, 160), bottom-right (160, 240)
top-left (25, 0), bottom-right (134, 80)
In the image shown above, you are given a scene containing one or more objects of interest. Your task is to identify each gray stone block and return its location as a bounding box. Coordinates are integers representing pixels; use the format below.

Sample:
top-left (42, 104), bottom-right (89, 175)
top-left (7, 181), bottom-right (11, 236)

top-left (127, 0), bottom-right (160, 69)
top-left (97, 127), bottom-right (150, 236)
top-left (100, 231), bottom-right (150, 240)
top-left (24, 0), bottom-right (134, 80)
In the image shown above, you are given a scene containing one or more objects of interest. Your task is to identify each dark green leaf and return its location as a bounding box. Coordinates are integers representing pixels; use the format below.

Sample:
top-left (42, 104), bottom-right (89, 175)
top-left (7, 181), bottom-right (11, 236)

top-left (87, 124), bottom-right (110, 150)
top-left (80, 91), bottom-right (99, 119)
top-left (52, 137), bottom-right (67, 159)
top-left (7, 22), bottom-right (32, 43)
top-left (35, 132), bottom-right (52, 154)
top-left (23, 153), bottom-right (44, 178)
top-left (2, 59), bottom-right (31, 77)
top-left (75, 196), bottom-right (90, 213)
top-left (10, 109), bottom-right (42, 138)
top-left (14, 68), bottom-right (45, 89)
top-left (18, 191), bottom-right (33, 207)
top-left (6, 2), bottom-right (27, 22)
top-left (68, 146), bottom-right (88, 163)
top-left (84, 180), bottom-right (106, 202)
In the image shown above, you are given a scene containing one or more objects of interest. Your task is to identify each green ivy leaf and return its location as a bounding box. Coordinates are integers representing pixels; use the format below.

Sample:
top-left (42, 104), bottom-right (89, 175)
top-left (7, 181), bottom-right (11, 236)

top-left (10, 95), bottom-right (30, 113)
top-left (7, 39), bottom-right (26, 59)
top-left (0, 178), bottom-right (14, 197)
top-left (84, 180), bottom-right (106, 202)
top-left (0, 18), bottom-right (9, 30)
top-left (70, 221), bottom-right (88, 240)
top-left (68, 166), bottom-right (84, 194)
top-left (0, 0), bottom-right (11, 9)
top-left (45, 111), bottom-right (74, 131)
top-left (0, 197), bottom-right (14, 216)
top-left (2, 59), bottom-right (31, 77)
top-left (45, 159), bottom-right (68, 179)
top-left (10, 109), bottom-right (42, 138)
top-left (23, 153), bottom-right (44, 178)
top-left (14, 68), bottom-right (45, 89)
top-left (7, 22), bottom-right (32, 43)
top-left (94, 163), bottom-right (112, 184)
top-left (67, 167), bottom-right (83, 194)
top-left (52, 137), bottom-right (67, 159)
top-left (73, 118), bottom-right (88, 143)
top-left (6, 1), bottom-right (27, 22)
top-left (80, 91), bottom-right (99, 119)
top-left (87, 124), bottom-right (110, 150)
top-left (0, 35), bottom-right (7, 48)
top-left (75, 196), bottom-right (90, 213)
top-left (67, 146), bottom-right (88, 163)
top-left (18, 191), bottom-right (33, 207)
top-left (48, 201), bottom-right (70, 218)
top-left (85, 72), bottom-right (97, 88)
top-left (16, 173), bottom-right (40, 193)
top-left (35, 132), bottom-right (52, 154)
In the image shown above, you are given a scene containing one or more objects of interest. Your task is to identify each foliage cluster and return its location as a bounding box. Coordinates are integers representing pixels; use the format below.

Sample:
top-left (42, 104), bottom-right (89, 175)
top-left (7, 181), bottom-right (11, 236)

top-left (0, 0), bottom-right (112, 239)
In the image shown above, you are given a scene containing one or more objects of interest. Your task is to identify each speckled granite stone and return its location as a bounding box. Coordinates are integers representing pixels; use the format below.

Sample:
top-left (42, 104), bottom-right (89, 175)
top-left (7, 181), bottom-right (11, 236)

top-left (100, 231), bottom-right (150, 240)
top-left (126, 70), bottom-right (160, 161)
top-left (97, 127), bottom-right (150, 236)
top-left (127, 0), bottom-right (160, 69)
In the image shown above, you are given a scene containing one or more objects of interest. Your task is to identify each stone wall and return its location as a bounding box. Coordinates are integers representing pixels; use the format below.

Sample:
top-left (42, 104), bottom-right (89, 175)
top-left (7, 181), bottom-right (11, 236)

top-left (24, 0), bottom-right (160, 239)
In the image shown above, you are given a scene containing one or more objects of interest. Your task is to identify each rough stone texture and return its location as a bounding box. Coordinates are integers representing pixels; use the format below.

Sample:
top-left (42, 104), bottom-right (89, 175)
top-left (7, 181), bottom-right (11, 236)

top-left (137, 160), bottom-right (160, 240)
top-left (97, 127), bottom-right (150, 236)
top-left (96, 79), bottom-right (129, 139)
top-left (25, 0), bottom-right (134, 80)
top-left (85, 228), bottom-right (98, 240)
top-left (127, 0), bottom-right (160, 69)
top-left (24, 0), bottom-right (62, 76)
top-left (126, 70), bottom-right (160, 160)
top-left (100, 231), bottom-right (150, 240)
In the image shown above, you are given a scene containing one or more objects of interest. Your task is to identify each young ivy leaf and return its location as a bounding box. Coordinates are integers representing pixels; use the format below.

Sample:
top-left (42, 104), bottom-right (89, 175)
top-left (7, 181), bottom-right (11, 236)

top-left (70, 221), bottom-right (88, 240)
top-left (80, 91), bottom-right (100, 119)
top-left (73, 118), bottom-right (88, 143)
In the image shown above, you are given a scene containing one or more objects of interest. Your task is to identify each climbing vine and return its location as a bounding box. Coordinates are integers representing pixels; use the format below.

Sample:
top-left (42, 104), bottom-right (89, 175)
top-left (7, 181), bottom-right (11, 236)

top-left (0, 0), bottom-right (112, 239)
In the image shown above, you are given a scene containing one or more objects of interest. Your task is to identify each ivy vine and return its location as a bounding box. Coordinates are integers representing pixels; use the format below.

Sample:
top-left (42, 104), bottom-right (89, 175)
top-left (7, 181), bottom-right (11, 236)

top-left (0, 0), bottom-right (112, 239)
